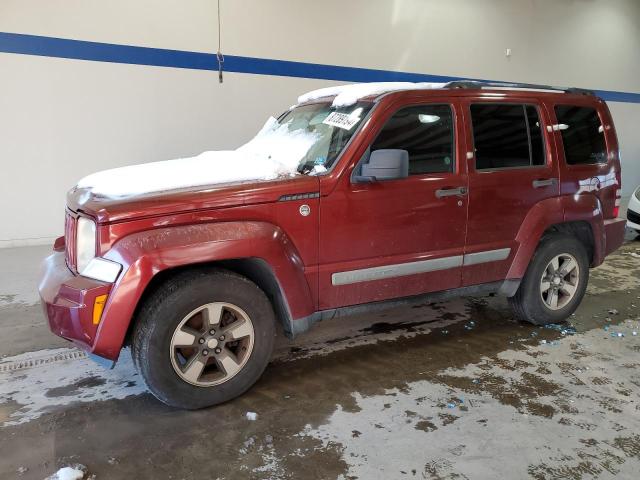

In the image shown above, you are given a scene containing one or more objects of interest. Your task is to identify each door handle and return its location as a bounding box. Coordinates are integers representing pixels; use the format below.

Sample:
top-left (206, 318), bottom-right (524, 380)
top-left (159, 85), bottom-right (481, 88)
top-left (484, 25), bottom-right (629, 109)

top-left (532, 178), bottom-right (557, 188)
top-left (435, 186), bottom-right (467, 198)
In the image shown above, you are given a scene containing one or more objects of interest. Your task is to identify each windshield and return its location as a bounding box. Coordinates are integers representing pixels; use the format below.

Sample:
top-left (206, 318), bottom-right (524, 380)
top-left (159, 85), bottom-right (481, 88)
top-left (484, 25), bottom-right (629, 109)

top-left (238, 102), bottom-right (372, 175)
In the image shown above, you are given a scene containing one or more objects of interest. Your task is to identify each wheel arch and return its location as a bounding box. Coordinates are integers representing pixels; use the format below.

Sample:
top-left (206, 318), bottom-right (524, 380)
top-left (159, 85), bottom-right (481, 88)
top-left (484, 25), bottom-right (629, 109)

top-left (94, 221), bottom-right (315, 360)
top-left (541, 221), bottom-right (595, 264)
top-left (506, 195), bottom-right (602, 281)
top-left (128, 257), bottom-right (298, 341)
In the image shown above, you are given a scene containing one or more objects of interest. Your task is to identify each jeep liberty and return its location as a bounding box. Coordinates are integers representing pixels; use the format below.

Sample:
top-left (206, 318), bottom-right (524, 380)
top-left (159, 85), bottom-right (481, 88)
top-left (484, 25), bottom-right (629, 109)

top-left (39, 81), bottom-right (627, 409)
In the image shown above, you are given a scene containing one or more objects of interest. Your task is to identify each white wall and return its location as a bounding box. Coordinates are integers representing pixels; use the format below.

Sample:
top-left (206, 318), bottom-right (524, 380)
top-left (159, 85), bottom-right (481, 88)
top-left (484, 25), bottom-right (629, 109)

top-left (0, 0), bottom-right (638, 246)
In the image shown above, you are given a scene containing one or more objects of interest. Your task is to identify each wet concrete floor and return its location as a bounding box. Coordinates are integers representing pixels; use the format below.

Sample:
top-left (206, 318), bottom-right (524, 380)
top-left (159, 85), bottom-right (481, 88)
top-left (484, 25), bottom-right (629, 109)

top-left (1, 234), bottom-right (639, 479)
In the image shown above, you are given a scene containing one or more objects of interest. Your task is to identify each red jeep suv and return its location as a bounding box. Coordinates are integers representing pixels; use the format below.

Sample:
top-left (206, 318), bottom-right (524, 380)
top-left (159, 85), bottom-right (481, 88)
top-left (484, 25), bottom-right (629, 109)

top-left (39, 81), bottom-right (627, 409)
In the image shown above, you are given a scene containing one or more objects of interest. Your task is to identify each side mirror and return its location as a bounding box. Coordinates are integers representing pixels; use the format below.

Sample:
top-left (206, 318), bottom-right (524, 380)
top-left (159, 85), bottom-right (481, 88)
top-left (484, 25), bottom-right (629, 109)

top-left (353, 149), bottom-right (409, 182)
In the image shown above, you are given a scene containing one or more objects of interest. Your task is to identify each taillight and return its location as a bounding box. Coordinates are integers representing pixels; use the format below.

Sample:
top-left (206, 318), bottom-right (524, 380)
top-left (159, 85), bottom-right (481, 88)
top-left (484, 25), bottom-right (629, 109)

top-left (613, 190), bottom-right (621, 218)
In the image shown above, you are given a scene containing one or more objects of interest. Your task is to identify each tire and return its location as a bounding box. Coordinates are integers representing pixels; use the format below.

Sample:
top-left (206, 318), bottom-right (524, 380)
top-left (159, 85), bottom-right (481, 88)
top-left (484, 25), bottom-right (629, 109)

top-left (508, 234), bottom-right (589, 326)
top-left (132, 268), bottom-right (275, 409)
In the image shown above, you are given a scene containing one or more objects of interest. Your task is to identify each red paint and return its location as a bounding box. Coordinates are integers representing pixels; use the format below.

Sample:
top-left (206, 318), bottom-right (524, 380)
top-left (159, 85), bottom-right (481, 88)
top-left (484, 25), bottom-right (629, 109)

top-left (39, 251), bottom-right (111, 348)
top-left (39, 88), bottom-right (627, 361)
top-left (318, 95), bottom-right (468, 308)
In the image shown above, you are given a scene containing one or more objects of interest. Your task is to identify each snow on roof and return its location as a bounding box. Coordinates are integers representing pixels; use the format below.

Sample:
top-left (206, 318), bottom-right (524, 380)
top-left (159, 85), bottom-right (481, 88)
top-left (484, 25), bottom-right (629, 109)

top-left (297, 82), bottom-right (447, 108)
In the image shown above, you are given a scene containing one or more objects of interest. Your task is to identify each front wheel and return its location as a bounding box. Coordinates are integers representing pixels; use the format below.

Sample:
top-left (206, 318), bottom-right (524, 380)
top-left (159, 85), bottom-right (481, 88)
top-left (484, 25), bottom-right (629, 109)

top-left (509, 234), bottom-right (589, 326)
top-left (132, 268), bottom-right (275, 409)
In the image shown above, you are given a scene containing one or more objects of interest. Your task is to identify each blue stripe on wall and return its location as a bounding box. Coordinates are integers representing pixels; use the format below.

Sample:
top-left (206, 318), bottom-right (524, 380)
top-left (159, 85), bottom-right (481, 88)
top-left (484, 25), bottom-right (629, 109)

top-left (1, 31), bottom-right (639, 104)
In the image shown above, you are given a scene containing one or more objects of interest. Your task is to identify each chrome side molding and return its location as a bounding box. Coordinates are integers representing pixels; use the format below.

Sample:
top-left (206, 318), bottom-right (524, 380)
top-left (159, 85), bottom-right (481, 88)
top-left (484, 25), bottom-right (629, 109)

top-left (331, 248), bottom-right (511, 286)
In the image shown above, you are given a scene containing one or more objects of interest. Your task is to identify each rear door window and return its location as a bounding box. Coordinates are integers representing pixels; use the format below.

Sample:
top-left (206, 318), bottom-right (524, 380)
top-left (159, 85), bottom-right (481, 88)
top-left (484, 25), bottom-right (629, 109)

top-left (470, 104), bottom-right (545, 170)
top-left (554, 105), bottom-right (606, 165)
top-left (371, 104), bottom-right (455, 174)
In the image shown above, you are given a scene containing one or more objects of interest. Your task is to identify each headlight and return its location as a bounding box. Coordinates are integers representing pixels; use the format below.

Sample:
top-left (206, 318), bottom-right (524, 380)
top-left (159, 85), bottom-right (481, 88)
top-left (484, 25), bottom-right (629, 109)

top-left (76, 216), bottom-right (96, 273)
top-left (75, 216), bottom-right (122, 283)
top-left (635, 186), bottom-right (640, 201)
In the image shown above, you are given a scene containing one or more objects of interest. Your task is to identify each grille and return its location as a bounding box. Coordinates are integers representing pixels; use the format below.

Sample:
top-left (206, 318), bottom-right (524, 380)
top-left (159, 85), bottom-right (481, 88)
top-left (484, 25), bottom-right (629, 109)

top-left (64, 212), bottom-right (77, 272)
top-left (628, 208), bottom-right (640, 225)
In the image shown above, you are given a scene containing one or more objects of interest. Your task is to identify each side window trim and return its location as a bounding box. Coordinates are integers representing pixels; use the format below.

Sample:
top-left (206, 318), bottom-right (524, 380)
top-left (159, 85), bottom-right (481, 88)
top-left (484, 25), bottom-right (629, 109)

top-left (360, 102), bottom-right (457, 178)
top-left (470, 102), bottom-right (548, 172)
top-left (523, 105), bottom-right (534, 166)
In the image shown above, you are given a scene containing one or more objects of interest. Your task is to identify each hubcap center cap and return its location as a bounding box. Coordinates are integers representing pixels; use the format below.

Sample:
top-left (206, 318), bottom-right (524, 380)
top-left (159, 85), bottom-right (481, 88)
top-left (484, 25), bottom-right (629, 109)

top-left (553, 277), bottom-right (561, 285)
top-left (207, 338), bottom-right (219, 349)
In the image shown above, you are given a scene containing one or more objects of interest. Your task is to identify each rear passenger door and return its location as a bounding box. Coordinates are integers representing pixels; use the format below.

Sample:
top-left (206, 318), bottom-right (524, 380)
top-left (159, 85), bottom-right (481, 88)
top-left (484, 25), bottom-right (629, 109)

top-left (463, 99), bottom-right (559, 286)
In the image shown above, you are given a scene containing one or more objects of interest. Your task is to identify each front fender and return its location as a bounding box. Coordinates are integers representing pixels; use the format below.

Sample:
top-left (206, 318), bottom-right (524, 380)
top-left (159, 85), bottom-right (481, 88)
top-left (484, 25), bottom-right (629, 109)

top-left (93, 221), bottom-right (314, 359)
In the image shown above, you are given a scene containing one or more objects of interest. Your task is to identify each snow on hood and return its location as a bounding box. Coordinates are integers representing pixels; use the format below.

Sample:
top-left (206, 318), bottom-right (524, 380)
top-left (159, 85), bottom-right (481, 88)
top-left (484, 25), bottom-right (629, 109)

top-left (76, 118), bottom-right (319, 198)
top-left (297, 82), bottom-right (447, 107)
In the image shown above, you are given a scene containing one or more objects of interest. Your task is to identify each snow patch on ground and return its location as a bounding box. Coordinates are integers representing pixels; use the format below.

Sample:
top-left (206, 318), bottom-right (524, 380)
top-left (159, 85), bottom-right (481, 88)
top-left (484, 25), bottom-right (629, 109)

top-left (297, 82), bottom-right (447, 107)
top-left (75, 118), bottom-right (318, 198)
top-left (46, 466), bottom-right (86, 480)
top-left (302, 323), bottom-right (640, 478)
top-left (0, 347), bottom-right (144, 426)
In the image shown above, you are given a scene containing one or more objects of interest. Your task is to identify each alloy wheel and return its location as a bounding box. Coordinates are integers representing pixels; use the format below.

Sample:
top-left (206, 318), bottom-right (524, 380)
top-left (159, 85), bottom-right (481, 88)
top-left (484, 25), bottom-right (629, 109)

top-left (170, 302), bottom-right (255, 386)
top-left (540, 253), bottom-right (580, 310)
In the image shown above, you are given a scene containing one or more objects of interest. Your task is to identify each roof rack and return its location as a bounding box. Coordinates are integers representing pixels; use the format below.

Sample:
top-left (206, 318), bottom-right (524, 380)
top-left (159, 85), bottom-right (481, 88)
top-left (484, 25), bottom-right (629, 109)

top-left (443, 80), bottom-right (594, 96)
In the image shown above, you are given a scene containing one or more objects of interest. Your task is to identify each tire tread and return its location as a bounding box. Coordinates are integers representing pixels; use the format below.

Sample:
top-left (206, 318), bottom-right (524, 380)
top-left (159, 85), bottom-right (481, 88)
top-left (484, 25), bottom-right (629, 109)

top-left (131, 267), bottom-right (274, 409)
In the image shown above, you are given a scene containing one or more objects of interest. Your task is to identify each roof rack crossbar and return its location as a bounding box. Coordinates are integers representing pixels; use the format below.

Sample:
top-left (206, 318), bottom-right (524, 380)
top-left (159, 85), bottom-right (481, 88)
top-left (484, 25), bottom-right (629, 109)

top-left (444, 80), bottom-right (594, 96)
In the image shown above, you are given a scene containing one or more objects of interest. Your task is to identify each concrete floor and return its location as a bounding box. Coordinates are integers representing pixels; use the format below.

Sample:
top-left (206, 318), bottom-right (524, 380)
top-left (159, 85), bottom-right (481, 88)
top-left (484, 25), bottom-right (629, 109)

top-left (1, 229), bottom-right (639, 480)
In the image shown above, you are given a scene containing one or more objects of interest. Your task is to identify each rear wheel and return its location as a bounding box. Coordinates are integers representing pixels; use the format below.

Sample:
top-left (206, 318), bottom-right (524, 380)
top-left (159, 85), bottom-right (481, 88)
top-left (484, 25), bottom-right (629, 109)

top-left (132, 268), bottom-right (275, 409)
top-left (509, 234), bottom-right (589, 326)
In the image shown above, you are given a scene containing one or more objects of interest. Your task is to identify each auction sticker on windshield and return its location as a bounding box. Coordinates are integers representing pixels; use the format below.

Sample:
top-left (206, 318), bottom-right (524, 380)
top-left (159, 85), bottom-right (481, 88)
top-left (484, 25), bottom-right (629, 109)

top-left (322, 112), bottom-right (360, 130)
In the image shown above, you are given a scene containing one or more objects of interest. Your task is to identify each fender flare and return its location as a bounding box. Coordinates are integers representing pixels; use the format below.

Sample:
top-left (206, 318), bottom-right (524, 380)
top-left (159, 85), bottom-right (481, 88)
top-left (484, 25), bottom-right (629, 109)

top-left (506, 194), bottom-right (603, 281)
top-left (560, 193), bottom-right (604, 266)
top-left (93, 221), bottom-right (314, 359)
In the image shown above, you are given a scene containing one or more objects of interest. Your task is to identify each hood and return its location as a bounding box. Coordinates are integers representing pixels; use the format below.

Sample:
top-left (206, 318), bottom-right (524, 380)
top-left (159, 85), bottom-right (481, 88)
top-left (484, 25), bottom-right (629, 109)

top-left (68, 149), bottom-right (321, 223)
top-left (68, 118), bottom-right (324, 222)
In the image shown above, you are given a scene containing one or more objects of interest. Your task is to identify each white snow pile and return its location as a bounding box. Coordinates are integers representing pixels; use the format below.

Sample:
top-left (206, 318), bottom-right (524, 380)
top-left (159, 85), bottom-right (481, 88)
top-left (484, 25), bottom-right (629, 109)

top-left (245, 411), bottom-right (258, 421)
top-left (45, 466), bottom-right (86, 480)
top-left (297, 82), bottom-right (447, 107)
top-left (76, 117), bottom-right (319, 198)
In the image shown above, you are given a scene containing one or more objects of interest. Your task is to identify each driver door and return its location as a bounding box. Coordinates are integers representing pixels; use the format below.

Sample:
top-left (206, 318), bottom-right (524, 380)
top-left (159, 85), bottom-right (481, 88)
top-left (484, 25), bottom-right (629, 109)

top-left (318, 98), bottom-right (469, 310)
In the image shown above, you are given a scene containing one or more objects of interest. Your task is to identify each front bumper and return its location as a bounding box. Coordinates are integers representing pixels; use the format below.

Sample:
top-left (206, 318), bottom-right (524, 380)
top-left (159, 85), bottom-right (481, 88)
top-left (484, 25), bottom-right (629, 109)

top-left (39, 250), bottom-right (113, 354)
top-left (627, 207), bottom-right (640, 231)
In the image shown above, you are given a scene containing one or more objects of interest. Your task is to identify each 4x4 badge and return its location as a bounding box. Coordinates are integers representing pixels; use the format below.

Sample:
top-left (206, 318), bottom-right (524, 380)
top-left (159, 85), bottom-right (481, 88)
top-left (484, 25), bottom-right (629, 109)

top-left (299, 204), bottom-right (311, 216)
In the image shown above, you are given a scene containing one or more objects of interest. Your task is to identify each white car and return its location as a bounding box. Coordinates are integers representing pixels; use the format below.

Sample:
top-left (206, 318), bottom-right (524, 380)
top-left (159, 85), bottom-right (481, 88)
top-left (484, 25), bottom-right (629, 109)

top-left (627, 185), bottom-right (640, 232)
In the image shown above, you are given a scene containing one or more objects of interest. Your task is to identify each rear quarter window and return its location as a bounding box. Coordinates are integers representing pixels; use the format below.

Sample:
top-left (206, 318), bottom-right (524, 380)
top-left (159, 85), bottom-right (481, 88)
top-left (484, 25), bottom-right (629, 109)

top-left (554, 105), bottom-right (607, 165)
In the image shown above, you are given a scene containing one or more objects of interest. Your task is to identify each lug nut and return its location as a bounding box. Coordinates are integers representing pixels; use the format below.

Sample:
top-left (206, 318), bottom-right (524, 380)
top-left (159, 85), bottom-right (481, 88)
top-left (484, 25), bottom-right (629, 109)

top-left (215, 348), bottom-right (221, 354)
top-left (209, 329), bottom-right (216, 335)
top-left (219, 335), bottom-right (225, 341)
top-left (202, 350), bottom-right (209, 356)
top-left (198, 338), bottom-right (205, 344)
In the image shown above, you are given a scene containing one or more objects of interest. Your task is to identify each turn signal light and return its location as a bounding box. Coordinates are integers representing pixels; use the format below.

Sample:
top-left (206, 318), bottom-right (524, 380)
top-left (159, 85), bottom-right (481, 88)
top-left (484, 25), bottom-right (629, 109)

top-left (93, 294), bottom-right (108, 325)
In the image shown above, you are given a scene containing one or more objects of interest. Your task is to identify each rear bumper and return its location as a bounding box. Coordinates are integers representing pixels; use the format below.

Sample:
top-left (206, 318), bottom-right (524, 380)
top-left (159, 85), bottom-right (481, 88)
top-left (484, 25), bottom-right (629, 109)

top-left (39, 251), bottom-right (113, 356)
top-left (603, 217), bottom-right (627, 258)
